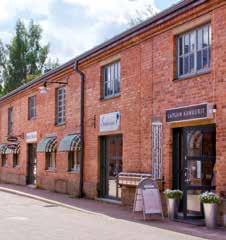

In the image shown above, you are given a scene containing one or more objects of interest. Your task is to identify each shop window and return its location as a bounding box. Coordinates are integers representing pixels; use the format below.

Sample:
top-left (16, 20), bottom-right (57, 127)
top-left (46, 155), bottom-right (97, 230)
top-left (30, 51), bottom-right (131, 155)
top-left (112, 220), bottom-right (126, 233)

top-left (102, 61), bottom-right (121, 98)
top-left (8, 107), bottom-right (13, 135)
top-left (28, 95), bottom-right (36, 120)
top-left (68, 150), bottom-right (81, 172)
top-left (56, 87), bottom-right (66, 125)
top-left (13, 154), bottom-right (19, 167)
top-left (46, 152), bottom-right (56, 170)
top-left (1, 154), bottom-right (7, 167)
top-left (177, 24), bottom-right (211, 78)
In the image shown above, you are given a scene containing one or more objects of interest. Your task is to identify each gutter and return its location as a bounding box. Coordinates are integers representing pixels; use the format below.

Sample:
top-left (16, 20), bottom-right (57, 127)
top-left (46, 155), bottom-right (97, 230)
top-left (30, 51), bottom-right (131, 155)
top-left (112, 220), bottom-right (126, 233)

top-left (73, 60), bottom-right (85, 198)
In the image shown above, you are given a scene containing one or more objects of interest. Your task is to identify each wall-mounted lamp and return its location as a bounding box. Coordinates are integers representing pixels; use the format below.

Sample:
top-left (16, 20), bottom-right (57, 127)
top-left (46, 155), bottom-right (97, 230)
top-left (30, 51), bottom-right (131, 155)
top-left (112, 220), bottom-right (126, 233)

top-left (39, 77), bottom-right (69, 94)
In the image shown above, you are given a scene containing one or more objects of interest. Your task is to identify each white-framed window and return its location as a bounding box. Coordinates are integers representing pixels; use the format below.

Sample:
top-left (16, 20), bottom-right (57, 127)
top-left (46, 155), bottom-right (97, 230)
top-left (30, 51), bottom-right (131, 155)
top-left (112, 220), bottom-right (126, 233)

top-left (103, 61), bottom-right (121, 98)
top-left (68, 150), bottom-right (81, 172)
top-left (46, 152), bottom-right (56, 170)
top-left (13, 154), bottom-right (19, 167)
top-left (177, 24), bottom-right (211, 78)
top-left (28, 95), bottom-right (36, 120)
top-left (1, 154), bottom-right (7, 167)
top-left (56, 87), bottom-right (66, 125)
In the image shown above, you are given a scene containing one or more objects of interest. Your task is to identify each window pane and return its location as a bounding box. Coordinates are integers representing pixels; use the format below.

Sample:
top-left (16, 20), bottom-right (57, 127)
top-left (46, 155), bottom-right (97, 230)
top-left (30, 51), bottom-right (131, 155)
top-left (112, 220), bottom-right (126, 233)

top-left (197, 50), bottom-right (202, 70)
top-left (209, 26), bottom-right (212, 45)
top-left (179, 57), bottom-right (184, 76)
top-left (197, 29), bottom-right (203, 50)
top-left (184, 34), bottom-right (190, 54)
top-left (184, 56), bottom-right (189, 74)
top-left (203, 48), bottom-right (208, 68)
top-left (203, 26), bottom-right (209, 48)
top-left (190, 31), bottom-right (196, 52)
top-left (178, 37), bottom-right (183, 56)
top-left (189, 53), bottom-right (195, 73)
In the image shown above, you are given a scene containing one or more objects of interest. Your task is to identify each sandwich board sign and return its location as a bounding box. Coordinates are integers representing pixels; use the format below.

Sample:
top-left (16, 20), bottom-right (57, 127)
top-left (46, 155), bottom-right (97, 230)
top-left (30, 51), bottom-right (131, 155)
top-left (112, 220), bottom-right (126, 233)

top-left (133, 178), bottom-right (164, 220)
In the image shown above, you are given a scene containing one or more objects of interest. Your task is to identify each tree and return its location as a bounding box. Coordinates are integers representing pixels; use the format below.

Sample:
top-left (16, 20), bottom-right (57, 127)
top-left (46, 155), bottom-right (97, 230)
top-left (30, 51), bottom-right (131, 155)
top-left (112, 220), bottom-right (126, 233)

top-left (0, 19), bottom-right (56, 95)
top-left (128, 4), bottom-right (156, 27)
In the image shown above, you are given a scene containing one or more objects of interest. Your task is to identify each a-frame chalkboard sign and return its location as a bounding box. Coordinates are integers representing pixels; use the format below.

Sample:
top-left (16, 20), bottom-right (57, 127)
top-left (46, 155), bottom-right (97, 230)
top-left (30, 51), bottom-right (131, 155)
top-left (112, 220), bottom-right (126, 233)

top-left (133, 178), bottom-right (164, 220)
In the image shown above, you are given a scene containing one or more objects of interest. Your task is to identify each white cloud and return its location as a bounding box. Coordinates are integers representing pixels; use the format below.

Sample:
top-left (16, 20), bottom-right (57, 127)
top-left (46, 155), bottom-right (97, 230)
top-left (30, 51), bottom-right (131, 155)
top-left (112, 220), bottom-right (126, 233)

top-left (0, 0), bottom-right (159, 63)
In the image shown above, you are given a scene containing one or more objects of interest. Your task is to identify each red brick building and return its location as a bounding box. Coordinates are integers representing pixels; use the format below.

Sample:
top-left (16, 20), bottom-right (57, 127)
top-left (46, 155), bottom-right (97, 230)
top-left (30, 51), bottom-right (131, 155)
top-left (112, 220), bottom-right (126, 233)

top-left (0, 0), bottom-right (226, 223)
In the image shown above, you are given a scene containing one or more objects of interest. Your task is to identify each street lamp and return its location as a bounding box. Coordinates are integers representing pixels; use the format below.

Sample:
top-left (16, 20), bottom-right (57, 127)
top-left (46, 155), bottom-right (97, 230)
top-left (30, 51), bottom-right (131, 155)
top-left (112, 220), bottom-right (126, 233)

top-left (39, 77), bottom-right (69, 94)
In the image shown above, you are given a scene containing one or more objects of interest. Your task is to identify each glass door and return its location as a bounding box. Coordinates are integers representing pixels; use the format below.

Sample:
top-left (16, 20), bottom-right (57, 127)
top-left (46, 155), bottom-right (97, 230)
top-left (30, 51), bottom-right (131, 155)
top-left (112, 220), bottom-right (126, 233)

top-left (100, 135), bottom-right (123, 200)
top-left (173, 125), bottom-right (216, 219)
top-left (183, 125), bottom-right (216, 218)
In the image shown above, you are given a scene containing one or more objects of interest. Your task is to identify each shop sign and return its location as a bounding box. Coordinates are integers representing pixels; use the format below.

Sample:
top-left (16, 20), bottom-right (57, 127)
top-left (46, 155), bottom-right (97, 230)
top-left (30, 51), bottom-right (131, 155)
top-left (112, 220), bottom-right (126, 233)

top-left (166, 103), bottom-right (213, 123)
top-left (100, 112), bottom-right (120, 132)
top-left (26, 131), bottom-right (37, 143)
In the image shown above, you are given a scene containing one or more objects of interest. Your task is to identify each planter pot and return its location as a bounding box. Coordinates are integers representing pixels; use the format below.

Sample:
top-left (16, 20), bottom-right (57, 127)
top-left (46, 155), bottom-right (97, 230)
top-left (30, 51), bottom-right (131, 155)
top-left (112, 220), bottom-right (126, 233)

top-left (203, 203), bottom-right (218, 229)
top-left (167, 198), bottom-right (178, 220)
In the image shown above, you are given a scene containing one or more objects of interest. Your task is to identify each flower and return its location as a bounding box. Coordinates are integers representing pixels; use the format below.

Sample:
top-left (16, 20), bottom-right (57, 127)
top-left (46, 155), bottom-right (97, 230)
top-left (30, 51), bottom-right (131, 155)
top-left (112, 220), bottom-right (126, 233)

top-left (200, 192), bottom-right (221, 204)
top-left (164, 189), bottom-right (183, 199)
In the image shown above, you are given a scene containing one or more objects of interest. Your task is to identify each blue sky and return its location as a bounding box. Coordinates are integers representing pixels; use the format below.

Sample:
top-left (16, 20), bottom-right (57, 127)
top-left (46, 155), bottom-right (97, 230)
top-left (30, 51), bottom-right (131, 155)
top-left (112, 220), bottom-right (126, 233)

top-left (0, 0), bottom-right (179, 64)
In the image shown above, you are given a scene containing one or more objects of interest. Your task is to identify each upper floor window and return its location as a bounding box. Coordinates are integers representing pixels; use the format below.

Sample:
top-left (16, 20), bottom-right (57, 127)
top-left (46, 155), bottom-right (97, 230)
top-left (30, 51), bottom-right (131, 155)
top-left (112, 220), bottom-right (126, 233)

top-left (103, 61), bottom-right (121, 98)
top-left (8, 107), bottom-right (13, 135)
top-left (177, 24), bottom-right (211, 78)
top-left (56, 87), bottom-right (66, 125)
top-left (28, 95), bottom-right (36, 120)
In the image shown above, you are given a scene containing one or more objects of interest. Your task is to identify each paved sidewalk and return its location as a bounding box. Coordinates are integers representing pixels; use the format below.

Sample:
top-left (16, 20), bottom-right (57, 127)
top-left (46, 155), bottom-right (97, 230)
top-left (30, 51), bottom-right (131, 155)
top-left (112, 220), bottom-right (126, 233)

top-left (0, 183), bottom-right (226, 240)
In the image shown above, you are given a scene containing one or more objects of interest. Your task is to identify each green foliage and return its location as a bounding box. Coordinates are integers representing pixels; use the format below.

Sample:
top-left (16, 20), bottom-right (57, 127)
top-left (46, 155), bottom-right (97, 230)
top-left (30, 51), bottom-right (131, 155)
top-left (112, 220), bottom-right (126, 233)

top-left (200, 192), bottom-right (221, 204)
top-left (164, 189), bottom-right (183, 199)
top-left (0, 19), bottom-right (58, 95)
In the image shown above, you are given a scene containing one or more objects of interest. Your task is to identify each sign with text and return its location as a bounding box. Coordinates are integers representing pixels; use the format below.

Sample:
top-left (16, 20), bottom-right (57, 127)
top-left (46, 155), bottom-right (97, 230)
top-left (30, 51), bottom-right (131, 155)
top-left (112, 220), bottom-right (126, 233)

top-left (133, 178), bottom-right (163, 220)
top-left (26, 131), bottom-right (37, 143)
top-left (100, 112), bottom-right (120, 132)
top-left (166, 104), bottom-right (213, 123)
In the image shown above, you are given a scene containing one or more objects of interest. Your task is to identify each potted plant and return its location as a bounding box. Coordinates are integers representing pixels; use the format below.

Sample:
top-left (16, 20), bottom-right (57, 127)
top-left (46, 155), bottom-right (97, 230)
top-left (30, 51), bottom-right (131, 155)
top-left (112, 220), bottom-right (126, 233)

top-left (164, 189), bottom-right (183, 220)
top-left (200, 192), bottom-right (221, 229)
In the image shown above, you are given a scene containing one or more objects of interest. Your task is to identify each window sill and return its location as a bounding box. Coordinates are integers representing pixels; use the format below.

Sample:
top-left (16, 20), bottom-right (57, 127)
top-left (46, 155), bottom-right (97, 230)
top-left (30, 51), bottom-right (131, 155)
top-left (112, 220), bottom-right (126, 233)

top-left (174, 69), bottom-right (211, 82)
top-left (28, 117), bottom-right (37, 121)
top-left (46, 168), bottom-right (56, 172)
top-left (68, 170), bottom-right (80, 174)
top-left (55, 122), bottom-right (66, 127)
top-left (100, 94), bottom-right (121, 101)
top-left (13, 165), bottom-right (20, 169)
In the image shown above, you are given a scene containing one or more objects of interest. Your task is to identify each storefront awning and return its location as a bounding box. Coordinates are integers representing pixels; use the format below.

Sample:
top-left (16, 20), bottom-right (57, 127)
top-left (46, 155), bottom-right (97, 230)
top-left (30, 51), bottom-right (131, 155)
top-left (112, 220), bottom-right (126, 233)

top-left (37, 136), bottom-right (57, 152)
top-left (7, 143), bottom-right (20, 154)
top-left (59, 134), bottom-right (81, 152)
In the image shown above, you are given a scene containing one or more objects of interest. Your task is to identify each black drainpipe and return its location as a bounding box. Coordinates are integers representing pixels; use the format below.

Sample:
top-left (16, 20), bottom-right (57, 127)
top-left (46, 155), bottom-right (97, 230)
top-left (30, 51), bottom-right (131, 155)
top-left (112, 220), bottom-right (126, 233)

top-left (74, 60), bottom-right (85, 198)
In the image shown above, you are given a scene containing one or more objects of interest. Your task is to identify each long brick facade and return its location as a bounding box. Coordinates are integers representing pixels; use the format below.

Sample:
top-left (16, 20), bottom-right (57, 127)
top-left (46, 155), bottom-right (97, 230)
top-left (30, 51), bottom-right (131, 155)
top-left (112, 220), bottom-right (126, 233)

top-left (0, 0), bottom-right (226, 223)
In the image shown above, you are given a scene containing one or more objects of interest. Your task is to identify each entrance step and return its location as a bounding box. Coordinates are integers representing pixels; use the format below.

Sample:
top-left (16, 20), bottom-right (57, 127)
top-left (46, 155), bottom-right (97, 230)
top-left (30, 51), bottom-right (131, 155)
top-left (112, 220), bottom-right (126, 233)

top-left (96, 198), bottom-right (122, 205)
top-left (175, 218), bottom-right (205, 226)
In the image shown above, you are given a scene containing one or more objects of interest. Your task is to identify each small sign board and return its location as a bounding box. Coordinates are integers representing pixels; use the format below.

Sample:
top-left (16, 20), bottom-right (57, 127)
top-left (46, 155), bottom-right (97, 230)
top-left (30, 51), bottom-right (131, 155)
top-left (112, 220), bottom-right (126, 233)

top-left (26, 131), bottom-right (37, 143)
top-left (100, 112), bottom-right (120, 132)
top-left (133, 178), bottom-right (163, 220)
top-left (166, 103), bottom-right (213, 123)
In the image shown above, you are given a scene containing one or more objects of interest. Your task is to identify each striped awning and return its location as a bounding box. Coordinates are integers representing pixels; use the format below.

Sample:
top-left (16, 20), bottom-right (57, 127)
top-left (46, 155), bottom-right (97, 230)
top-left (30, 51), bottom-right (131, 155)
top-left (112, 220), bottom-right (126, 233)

top-left (37, 136), bottom-right (57, 152)
top-left (59, 134), bottom-right (81, 152)
top-left (0, 144), bottom-right (11, 154)
top-left (7, 143), bottom-right (20, 154)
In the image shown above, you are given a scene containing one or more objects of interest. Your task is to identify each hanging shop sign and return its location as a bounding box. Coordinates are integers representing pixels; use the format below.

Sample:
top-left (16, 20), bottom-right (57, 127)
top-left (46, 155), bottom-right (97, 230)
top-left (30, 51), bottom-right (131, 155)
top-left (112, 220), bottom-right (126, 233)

top-left (166, 103), bottom-right (214, 123)
top-left (100, 112), bottom-right (121, 132)
top-left (26, 131), bottom-right (37, 143)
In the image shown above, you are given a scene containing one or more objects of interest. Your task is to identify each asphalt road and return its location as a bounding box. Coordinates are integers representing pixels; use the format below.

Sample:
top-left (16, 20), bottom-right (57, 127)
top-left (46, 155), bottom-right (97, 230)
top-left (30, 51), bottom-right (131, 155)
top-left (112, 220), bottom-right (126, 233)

top-left (0, 191), bottom-right (206, 240)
